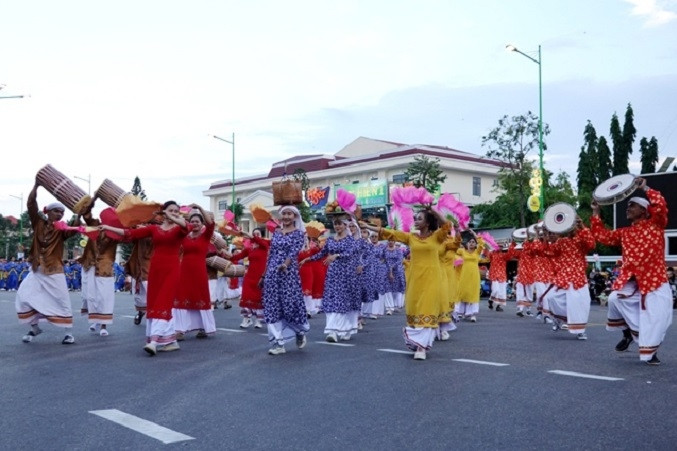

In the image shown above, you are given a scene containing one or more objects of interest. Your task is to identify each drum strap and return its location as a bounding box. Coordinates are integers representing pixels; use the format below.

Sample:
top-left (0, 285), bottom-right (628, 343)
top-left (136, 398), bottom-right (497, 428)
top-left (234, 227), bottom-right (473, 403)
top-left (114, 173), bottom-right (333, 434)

top-left (539, 283), bottom-right (554, 304)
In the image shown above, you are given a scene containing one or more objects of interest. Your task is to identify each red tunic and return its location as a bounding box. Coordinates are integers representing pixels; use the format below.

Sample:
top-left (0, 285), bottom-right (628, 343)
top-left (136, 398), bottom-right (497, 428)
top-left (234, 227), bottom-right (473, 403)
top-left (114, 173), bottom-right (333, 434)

top-left (530, 239), bottom-right (555, 284)
top-left (175, 223), bottom-right (215, 310)
top-left (230, 236), bottom-right (269, 310)
top-left (547, 228), bottom-right (595, 290)
top-left (298, 248), bottom-right (321, 295)
top-left (591, 188), bottom-right (668, 295)
top-left (310, 259), bottom-right (328, 299)
top-left (514, 240), bottom-right (537, 285)
top-left (125, 224), bottom-right (191, 320)
top-left (487, 244), bottom-right (515, 282)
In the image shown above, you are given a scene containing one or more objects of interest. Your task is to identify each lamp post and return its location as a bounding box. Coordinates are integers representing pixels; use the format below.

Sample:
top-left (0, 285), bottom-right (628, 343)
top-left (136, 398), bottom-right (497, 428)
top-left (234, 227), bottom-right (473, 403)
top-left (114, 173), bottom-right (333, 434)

top-left (211, 133), bottom-right (236, 209)
top-left (74, 174), bottom-right (91, 195)
top-left (506, 43), bottom-right (544, 218)
top-left (9, 193), bottom-right (24, 252)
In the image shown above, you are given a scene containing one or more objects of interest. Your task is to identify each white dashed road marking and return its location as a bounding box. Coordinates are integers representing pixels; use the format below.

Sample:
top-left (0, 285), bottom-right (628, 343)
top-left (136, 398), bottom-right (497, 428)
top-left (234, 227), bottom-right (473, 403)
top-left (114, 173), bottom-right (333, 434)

top-left (377, 348), bottom-right (414, 355)
top-left (90, 409), bottom-right (195, 444)
top-left (315, 341), bottom-right (355, 347)
top-left (217, 328), bottom-right (245, 333)
top-left (548, 370), bottom-right (624, 381)
top-left (452, 359), bottom-right (510, 367)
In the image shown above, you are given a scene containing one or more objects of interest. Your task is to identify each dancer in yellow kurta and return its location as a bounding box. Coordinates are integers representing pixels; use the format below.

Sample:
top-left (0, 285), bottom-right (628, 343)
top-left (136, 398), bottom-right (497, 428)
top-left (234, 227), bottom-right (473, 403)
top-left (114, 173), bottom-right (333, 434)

top-left (454, 230), bottom-right (485, 322)
top-left (438, 226), bottom-right (462, 340)
top-left (360, 209), bottom-right (450, 361)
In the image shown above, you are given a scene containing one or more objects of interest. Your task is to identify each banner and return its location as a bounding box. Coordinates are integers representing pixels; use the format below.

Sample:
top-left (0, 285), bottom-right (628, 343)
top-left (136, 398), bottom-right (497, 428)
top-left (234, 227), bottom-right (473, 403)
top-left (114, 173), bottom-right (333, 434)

top-left (306, 186), bottom-right (330, 210)
top-left (341, 180), bottom-right (387, 207)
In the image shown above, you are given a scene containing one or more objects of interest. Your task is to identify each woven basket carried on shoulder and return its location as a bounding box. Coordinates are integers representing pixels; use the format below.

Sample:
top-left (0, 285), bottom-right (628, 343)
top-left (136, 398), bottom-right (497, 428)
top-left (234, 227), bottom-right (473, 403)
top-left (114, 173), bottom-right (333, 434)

top-left (272, 179), bottom-right (302, 206)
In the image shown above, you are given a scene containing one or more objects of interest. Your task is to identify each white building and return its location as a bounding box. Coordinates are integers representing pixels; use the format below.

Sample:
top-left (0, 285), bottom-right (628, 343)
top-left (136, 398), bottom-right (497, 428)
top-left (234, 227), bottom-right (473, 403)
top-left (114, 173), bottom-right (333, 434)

top-left (203, 137), bottom-right (507, 232)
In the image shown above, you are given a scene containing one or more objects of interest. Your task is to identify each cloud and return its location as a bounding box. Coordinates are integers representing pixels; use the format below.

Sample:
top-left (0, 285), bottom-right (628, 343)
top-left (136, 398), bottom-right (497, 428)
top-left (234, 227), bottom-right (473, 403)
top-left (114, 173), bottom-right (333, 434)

top-left (625, 0), bottom-right (677, 26)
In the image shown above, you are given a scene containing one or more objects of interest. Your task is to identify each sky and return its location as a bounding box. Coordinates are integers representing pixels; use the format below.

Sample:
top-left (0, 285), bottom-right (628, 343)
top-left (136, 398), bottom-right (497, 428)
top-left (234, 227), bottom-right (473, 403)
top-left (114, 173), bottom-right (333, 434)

top-left (1, 0), bottom-right (677, 218)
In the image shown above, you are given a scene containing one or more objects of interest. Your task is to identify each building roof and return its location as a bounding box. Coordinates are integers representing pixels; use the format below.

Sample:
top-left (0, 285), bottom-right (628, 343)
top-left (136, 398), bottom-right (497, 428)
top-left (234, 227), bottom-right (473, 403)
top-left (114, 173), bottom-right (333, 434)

top-left (207, 137), bottom-right (506, 190)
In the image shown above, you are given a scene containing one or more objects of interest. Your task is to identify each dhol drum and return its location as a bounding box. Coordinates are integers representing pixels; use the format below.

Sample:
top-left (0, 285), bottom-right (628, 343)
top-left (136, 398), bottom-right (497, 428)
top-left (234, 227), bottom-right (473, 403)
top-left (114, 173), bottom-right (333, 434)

top-left (527, 221), bottom-right (544, 237)
top-left (210, 233), bottom-right (228, 251)
top-left (543, 202), bottom-right (577, 234)
top-left (206, 256), bottom-right (245, 277)
top-left (593, 174), bottom-right (639, 205)
top-left (512, 227), bottom-right (528, 241)
top-left (95, 179), bottom-right (131, 208)
top-left (36, 164), bottom-right (92, 214)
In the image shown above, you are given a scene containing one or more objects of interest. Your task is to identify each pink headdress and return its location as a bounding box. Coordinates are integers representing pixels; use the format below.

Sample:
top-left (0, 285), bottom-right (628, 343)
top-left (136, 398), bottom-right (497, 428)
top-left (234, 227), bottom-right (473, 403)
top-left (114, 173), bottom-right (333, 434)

top-left (336, 188), bottom-right (357, 215)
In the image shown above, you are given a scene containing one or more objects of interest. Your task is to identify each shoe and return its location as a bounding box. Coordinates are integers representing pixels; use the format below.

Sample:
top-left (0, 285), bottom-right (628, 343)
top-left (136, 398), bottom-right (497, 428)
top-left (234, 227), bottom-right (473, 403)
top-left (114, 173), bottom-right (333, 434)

top-left (176, 332), bottom-right (185, 341)
top-left (357, 321), bottom-right (364, 331)
top-left (440, 331), bottom-right (450, 341)
top-left (561, 324), bottom-right (569, 330)
top-left (99, 329), bottom-right (109, 337)
top-left (89, 324), bottom-right (97, 332)
top-left (62, 334), bottom-right (75, 345)
top-left (369, 315), bottom-right (378, 320)
top-left (545, 317), bottom-right (553, 324)
top-left (340, 334), bottom-right (351, 341)
top-left (516, 311), bottom-right (524, 317)
top-left (488, 302), bottom-right (494, 310)
top-left (224, 302), bottom-right (232, 309)
top-left (646, 354), bottom-right (661, 366)
top-left (577, 333), bottom-right (588, 340)
top-left (470, 316), bottom-right (477, 323)
top-left (268, 344), bottom-right (286, 355)
top-left (254, 319), bottom-right (263, 329)
top-left (296, 334), bottom-right (307, 349)
top-left (22, 327), bottom-right (42, 343)
top-left (196, 329), bottom-right (208, 339)
top-left (552, 323), bottom-right (560, 332)
top-left (159, 342), bottom-right (180, 352)
top-left (326, 333), bottom-right (338, 343)
top-left (133, 311), bottom-right (145, 325)
top-left (386, 310), bottom-right (393, 316)
top-left (240, 317), bottom-right (253, 329)
top-left (615, 336), bottom-right (633, 352)
top-left (413, 348), bottom-right (426, 360)
top-left (526, 311), bottom-right (534, 317)
top-left (495, 305), bottom-right (504, 312)
top-left (144, 343), bottom-right (157, 356)
top-left (535, 312), bottom-right (543, 319)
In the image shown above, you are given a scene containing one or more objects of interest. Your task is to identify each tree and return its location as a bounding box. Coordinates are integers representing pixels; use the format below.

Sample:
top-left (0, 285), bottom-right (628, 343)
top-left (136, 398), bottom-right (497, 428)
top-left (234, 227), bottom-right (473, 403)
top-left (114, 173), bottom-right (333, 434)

top-left (640, 136), bottom-right (659, 174)
top-left (610, 113), bottom-right (624, 176)
top-left (131, 176), bottom-right (147, 200)
top-left (481, 111), bottom-right (550, 227)
top-left (404, 155), bottom-right (447, 194)
top-left (622, 103), bottom-right (637, 170)
top-left (596, 136), bottom-right (612, 183)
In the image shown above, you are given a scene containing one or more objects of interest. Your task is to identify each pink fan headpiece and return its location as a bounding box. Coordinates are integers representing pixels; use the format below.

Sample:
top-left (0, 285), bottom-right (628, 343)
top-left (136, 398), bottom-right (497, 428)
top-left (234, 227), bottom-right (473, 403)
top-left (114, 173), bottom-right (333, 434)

top-left (434, 193), bottom-right (470, 230)
top-left (388, 205), bottom-right (414, 232)
top-left (336, 188), bottom-right (357, 214)
top-left (478, 232), bottom-right (498, 252)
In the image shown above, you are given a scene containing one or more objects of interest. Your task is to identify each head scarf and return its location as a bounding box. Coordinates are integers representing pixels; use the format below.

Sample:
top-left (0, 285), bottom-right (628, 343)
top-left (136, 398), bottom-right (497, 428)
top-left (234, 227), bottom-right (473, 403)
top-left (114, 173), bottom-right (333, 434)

top-left (278, 205), bottom-right (305, 232)
top-left (628, 196), bottom-right (650, 209)
top-left (44, 202), bottom-right (65, 212)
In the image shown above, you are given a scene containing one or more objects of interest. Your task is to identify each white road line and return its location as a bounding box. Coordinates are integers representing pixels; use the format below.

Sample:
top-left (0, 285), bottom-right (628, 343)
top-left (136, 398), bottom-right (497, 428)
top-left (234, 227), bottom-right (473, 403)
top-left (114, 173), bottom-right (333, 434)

top-left (453, 359), bottom-right (510, 367)
top-left (314, 341), bottom-right (355, 347)
top-left (377, 348), bottom-right (414, 355)
top-left (216, 328), bottom-right (245, 333)
top-left (89, 409), bottom-right (195, 444)
top-left (548, 370), bottom-right (624, 381)
top-left (121, 315), bottom-right (135, 319)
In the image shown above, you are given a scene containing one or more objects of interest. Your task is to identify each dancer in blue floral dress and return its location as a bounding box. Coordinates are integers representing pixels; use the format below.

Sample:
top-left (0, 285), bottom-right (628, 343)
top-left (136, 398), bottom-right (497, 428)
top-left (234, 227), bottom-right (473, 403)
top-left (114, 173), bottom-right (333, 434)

top-left (357, 229), bottom-right (380, 323)
top-left (382, 241), bottom-right (406, 313)
top-left (307, 215), bottom-right (359, 342)
top-left (262, 205), bottom-right (309, 355)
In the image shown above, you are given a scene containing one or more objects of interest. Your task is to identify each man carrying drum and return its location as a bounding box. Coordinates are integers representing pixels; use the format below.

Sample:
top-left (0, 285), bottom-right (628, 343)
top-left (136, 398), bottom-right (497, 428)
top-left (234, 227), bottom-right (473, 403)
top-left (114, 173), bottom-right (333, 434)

top-left (590, 177), bottom-right (672, 365)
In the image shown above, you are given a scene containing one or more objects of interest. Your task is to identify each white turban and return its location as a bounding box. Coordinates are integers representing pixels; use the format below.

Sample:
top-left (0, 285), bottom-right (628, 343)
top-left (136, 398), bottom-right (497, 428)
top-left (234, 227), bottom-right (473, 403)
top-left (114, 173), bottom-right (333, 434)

top-left (628, 197), bottom-right (650, 209)
top-left (45, 202), bottom-right (66, 212)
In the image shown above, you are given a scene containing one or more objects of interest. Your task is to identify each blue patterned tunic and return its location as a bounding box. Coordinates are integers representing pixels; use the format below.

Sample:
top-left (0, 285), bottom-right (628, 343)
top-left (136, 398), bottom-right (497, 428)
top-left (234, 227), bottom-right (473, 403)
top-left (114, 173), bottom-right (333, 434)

top-left (310, 235), bottom-right (359, 313)
top-left (382, 247), bottom-right (406, 294)
top-left (262, 229), bottom-right (309, 332)
top-left (356, 239), bottom-right (379, 304)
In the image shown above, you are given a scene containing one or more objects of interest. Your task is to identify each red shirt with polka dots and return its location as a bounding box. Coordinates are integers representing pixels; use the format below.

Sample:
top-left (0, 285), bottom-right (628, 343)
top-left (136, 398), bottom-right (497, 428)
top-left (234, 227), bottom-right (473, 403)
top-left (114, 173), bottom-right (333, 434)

top-left (590, 188), bottom-right (668, 295)
top-left (547, 227), bottom-right (595, 290)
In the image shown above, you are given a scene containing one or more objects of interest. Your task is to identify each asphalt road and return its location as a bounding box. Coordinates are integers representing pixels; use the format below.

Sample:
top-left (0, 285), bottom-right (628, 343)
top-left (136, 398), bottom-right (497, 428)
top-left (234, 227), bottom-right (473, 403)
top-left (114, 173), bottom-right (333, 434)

top-left (1, 290), bottom-right (676, 450)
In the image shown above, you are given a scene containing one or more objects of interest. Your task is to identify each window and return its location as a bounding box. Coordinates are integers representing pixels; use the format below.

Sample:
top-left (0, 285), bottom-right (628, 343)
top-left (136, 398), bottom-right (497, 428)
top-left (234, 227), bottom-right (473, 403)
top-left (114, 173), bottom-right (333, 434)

top-left (218, 200), bottom-right (228, 210)
top-left (492, 179), bottom-right (499, 187)
top-left (392, 173), bottom-right (407, 184)
top-left (472, 177), bottom-right (481, 196)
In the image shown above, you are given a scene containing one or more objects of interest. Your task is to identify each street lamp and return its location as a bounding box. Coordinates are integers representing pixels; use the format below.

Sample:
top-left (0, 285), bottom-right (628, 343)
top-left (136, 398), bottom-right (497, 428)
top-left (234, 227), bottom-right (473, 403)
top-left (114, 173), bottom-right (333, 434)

top-left (9, 193), bottom-right (24, 252)
top-left (211, 133), bottom-right (236, 209)
top-left (506, 43), bottom-right (545, 218)
top-left (74, 174), bottom-right (91, 195)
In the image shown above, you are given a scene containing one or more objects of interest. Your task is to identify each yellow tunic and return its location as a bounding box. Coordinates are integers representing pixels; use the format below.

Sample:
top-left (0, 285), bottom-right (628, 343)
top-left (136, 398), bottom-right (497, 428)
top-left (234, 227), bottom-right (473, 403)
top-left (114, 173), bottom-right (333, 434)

top-left (381, 222), bottom-right (451, 328)
top-left (456, 238), bottom-right (485, 304)
top-left (440, 236), bottom-right (462, 318)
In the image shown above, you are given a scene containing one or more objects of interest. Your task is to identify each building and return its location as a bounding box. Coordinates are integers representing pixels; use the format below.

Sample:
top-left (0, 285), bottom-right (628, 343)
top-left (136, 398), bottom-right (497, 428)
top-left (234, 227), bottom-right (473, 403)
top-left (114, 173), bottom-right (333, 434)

top-left (203, 137), bottom-right (508, 232)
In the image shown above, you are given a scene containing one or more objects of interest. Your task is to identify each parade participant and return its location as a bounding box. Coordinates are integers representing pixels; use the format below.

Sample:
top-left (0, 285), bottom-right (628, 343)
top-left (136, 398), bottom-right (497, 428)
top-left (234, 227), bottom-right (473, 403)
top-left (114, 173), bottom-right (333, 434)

top-left (438, 226), bottom-right (462, 339)
top-left (357, 229), bottom-right (381, 322)
top-left (544, 217), bottom-right (595, 340)
top-left (514, 239), bottom-right (536, 317)
top-left (530, 227), bottom-right (555, 323)
top-left (79, 209), bottom-right (120, 337)
top-left (363, 232), bottom-right (386, 317)
top-left (360, 208), bottom-right (451, 361)
top-left (124, 234), bottom-right (153, 325)
top-left (173, 206), bottom-right (216, 340)
top-left (101, 200), bottom-right (190, 355)
top-left (298, 237), bottom-right (319, 317)
top-left (261, 205), bottom-right (309, 355)
top-left (231, 227), bottom-right (269, 329)
top-left (6, 258), bottom-right (19, 291)
top-left (591, 178), bottom-right (672, 365)
top-left (487, 242), bottom-right (515, 312)
top-left (310, 236), bottom-right (328, 313)
top-left (114, 262), bottom-right (126, 292)
top-left (16, 182), bottom-right (79, 344)
top-left (380, 238), bottom-right (407, 316)
top-left (454, 230), bottom-right (485, 323)
top-left (306, 215), bottom-right (359, 342)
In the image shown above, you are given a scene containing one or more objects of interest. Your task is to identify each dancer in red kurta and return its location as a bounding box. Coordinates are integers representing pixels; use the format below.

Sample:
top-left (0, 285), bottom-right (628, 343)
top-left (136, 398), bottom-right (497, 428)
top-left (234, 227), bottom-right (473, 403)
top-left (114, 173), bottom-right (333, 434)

top-left (487, 243), bottom-right (515, 312)
top-left (299, 240), bottom-right (321, 316)
top-left (514, 240), bottom-right (537, 316)
top-left (231, 228), bottom-right (270, 329)
top-left (102, 201), bottom-right (190, 356)
top-left (174, 207), bottom-right (216, 340)
top-left (309, 237), bottom-right (328, 312)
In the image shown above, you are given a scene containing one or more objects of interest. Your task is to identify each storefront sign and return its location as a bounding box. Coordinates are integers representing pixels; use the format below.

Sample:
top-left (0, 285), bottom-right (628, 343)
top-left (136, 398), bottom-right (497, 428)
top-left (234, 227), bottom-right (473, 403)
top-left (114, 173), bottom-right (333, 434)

top-left (341, 180), bottom-right (387, 207)
top-left (306, 186), bottom-right (330, 209)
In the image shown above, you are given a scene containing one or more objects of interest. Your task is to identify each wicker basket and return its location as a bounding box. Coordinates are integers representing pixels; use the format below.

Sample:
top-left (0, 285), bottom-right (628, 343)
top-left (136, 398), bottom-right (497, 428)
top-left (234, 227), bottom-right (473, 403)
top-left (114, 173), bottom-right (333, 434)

top-left (272, 180), bottom-right (302, 206)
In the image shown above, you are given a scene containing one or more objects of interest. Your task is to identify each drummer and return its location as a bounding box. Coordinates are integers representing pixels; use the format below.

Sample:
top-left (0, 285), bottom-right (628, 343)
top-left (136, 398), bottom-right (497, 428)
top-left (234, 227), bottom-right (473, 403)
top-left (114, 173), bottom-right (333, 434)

top-left (590, 177), bottom-right (672, 365)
